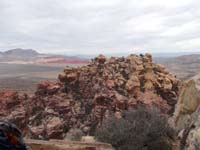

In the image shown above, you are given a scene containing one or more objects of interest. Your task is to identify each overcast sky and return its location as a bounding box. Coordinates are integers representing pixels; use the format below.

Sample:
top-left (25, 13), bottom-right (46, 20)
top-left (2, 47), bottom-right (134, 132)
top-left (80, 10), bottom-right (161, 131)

top-left (0, 0), bottom-right (200, 54)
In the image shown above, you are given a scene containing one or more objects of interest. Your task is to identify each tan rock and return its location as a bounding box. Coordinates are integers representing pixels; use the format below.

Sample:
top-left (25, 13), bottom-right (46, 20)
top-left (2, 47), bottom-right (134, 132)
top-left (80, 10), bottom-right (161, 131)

top-left (174, 73), bottom-right (200, 150)
top-left (81, 136), bottom-right (95, 143)
top-left (47, 117), bottom-right (63, 139)
top-left (144, 81), bottom-right (154, 91)
top-left (174, 74), bottom-right (200, 127)
top-left (26, 139), bottom-right (112, 150)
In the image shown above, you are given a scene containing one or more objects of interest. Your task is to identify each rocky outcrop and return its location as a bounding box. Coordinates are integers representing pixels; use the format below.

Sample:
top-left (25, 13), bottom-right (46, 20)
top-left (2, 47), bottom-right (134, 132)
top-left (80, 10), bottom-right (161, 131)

top-left (0, 91), bottom-right (29, 132)
top-left (0, 54), bottom-right (181, 140)
top-left (174, 73), bottom-right (200, 150)
top-left (27, 54), bottom-right (180, 139)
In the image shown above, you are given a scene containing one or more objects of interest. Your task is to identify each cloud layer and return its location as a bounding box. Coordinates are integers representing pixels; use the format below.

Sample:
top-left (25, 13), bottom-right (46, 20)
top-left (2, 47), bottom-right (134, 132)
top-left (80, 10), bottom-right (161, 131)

top-left (0, 0), bottom-right (200, 54)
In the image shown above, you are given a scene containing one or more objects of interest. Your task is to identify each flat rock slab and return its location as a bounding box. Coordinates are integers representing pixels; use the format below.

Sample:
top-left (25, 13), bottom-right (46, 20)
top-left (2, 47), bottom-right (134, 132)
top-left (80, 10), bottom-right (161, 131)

top-left (26, 139), bottom-right (112, 150)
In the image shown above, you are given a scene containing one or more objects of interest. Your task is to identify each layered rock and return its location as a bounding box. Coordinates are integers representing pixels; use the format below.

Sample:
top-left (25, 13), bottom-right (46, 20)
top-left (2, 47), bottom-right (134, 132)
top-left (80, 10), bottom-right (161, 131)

top-left (0, 54), bottom-right (181, 140)
top-left (174, 73), bottom-right (200, 150)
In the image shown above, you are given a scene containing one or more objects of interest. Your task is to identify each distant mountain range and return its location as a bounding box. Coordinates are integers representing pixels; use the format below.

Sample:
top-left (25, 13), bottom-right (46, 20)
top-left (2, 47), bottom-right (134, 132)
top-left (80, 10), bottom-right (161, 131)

top-left (154, 54), bottom-right (200, 80)
top-left (0, 48), bottom-right (88, 64)
top-left (71, 51), bottom-right (200, 59)
top-left (0, 48), bottom-right (200, 79)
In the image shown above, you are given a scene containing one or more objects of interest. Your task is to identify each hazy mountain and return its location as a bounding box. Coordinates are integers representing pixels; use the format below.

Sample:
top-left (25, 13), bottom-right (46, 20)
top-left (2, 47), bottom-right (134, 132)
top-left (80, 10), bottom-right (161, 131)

top-left (0, 48), bottom-right (39, 61)
top-left (4, 48), bottom-right (38, 56)
top-left (0, 48), bottom-right (88, 64)
top-left (154, 54), bottom-right (200, 80)
top-left (152, 52), bottom-right (200, 58)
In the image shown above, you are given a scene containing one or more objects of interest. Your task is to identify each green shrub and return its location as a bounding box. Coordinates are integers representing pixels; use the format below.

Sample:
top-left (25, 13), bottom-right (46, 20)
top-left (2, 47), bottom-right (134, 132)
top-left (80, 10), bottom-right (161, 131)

top-left (95, 106), bottom-right (174, 150)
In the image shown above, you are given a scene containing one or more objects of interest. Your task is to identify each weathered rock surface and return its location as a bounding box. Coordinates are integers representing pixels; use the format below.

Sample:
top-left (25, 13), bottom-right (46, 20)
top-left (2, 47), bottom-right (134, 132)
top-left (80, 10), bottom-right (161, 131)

top-left (0, 54), bottom-right (180, 140)
top-left (174, 73), bottom-right (200, 150)
top-left (26, 139), bottom-right (112, 150)
top-left (0, 90), bottom-right (29, 132)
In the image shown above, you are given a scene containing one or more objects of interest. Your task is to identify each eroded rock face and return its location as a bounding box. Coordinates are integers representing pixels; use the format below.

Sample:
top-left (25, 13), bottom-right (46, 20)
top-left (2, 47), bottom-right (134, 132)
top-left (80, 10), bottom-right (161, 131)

top-left (0, 91), bottom-right (29, 132)
top-left (0, 54), bottom-right (181, 140)
top-left (174, 73), bottom-right (200, 150)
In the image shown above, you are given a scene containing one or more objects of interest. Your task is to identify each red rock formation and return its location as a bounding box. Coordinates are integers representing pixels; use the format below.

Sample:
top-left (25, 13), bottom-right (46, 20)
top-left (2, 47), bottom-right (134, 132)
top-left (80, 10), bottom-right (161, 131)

top-left (0, 53), bottom-right (181, 139)
top-left (0, 90), bottom-right (28, 132)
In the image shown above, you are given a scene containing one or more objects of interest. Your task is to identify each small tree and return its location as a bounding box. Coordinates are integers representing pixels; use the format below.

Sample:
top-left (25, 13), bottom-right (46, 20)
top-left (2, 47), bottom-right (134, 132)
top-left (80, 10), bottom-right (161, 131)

top-left (95, 106), bottom-right (175, 150)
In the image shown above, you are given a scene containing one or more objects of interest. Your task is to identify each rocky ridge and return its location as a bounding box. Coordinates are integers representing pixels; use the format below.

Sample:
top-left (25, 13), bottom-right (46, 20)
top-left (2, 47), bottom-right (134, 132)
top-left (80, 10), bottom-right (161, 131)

top-left (0, 53), bottom-right (180, 140)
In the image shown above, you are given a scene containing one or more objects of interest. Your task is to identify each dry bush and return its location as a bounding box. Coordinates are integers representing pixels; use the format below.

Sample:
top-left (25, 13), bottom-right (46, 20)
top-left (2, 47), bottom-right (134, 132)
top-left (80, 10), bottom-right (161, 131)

top-left (95, 106), bottom-right (175, 150)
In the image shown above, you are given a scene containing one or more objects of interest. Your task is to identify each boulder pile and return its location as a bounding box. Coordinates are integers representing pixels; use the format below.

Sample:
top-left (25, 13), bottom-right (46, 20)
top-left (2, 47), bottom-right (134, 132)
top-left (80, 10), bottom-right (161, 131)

top-left (0, 54), bottom-right (181, 139)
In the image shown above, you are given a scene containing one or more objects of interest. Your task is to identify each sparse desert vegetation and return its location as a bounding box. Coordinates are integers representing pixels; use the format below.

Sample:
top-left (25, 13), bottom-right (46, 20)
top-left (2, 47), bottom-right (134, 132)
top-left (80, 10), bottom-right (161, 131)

top-left (95, 106), bottom-right (175, 150)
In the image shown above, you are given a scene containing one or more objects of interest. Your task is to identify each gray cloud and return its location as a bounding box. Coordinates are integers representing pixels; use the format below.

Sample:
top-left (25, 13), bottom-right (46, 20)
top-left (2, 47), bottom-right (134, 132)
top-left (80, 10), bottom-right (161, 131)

top-left (0, 0), bottom-right (200, 54)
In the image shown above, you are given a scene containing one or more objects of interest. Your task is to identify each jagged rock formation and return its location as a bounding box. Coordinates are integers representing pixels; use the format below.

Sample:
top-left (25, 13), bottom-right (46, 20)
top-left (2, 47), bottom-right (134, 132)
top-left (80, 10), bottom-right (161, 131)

top-left (0, 54), bottom-right (180, 140)
top-left (174, 73), bottom-right (200, 150)
top-left (0, 91), bottom-right (29, 130)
